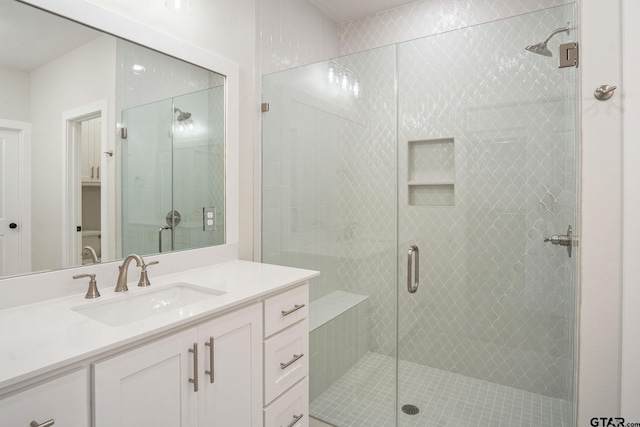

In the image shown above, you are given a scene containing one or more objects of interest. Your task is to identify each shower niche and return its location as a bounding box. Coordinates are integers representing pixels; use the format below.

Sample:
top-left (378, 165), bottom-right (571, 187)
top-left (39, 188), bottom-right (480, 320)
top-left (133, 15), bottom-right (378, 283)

top-left (407, 137), bottom-right (455, 206)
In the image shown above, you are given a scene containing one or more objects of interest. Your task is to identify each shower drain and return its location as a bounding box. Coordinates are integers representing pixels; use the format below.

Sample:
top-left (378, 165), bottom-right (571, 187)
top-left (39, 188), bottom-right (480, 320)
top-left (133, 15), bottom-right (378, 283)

top-left (401, 404), bottom-right (420, 415)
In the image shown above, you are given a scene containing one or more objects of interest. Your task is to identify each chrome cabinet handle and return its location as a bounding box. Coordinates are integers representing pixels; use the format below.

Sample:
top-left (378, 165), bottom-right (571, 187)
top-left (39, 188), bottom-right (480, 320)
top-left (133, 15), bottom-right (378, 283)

top-left (90, 166), bottom-right (94, 179)
top-left (407, 245), bottom-right (419, 294)
top-left (282, 414), bottom-right (304, 427)
top-left (280, 353), bottom-right (304, 370)
top-left (188, 343), bottom-right (198, 392)
top-left (97, 166), bottom-right (100, 179)
top-left (204, 336), bottom-right (214, 383)
top-left (281, 304), bottom-right (305, 317)
top-left (30, 420), bottom-right (54, 427)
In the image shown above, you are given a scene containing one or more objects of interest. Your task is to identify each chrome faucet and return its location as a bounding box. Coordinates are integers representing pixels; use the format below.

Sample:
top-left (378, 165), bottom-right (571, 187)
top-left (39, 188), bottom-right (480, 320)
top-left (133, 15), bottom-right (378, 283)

top-left (115, 254), bottom-right (144, 292)
top-left (81, 246), bottom-right (99, 264)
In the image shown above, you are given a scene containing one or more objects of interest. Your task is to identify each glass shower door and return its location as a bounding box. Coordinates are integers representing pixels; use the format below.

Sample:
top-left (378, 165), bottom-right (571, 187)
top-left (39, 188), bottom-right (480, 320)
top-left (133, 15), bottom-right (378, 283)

top-left (396, 5), bottom-right (578, 427)
top-left (261, 46), bottom-right (399, 426)
top-left (121, 87), bottom-right (225, 258)
top-left (171, 88), bottom-right (226, 251)
top-left (121, 98), bottom-right (174, 256)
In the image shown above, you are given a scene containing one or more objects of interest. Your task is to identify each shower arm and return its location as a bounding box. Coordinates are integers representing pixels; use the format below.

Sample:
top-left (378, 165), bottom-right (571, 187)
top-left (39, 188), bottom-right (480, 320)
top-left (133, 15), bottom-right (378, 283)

top-left (542, 24), bottom-right (570, 44)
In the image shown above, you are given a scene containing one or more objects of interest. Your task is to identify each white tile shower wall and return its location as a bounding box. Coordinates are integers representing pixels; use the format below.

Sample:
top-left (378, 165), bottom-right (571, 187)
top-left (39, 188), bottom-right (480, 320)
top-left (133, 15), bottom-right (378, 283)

top-left (259, 0), bottom-right (340, 75)
top-left (337, 0), bottom-right (572, 55)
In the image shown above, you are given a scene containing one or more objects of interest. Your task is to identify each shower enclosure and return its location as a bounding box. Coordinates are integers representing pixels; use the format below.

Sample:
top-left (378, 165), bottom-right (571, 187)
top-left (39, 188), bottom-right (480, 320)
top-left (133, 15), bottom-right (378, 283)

top-left (262, 5), bottom-right (577, 427)
top-left (120, 86), bottom-right (225, 257)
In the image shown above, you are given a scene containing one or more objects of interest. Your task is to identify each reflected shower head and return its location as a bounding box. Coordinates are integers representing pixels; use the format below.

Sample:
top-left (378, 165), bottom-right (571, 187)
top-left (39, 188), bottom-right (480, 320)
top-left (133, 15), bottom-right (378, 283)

top-left (526, 24), bottom-right (570, 57)
top-left (174, 107), bottom-right (192, 122)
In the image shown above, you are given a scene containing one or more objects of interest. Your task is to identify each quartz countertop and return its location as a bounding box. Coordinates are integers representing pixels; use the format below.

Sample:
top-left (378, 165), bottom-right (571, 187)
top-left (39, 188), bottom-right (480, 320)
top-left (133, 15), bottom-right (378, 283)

top-left (0, 260), bottom-right (318, 390)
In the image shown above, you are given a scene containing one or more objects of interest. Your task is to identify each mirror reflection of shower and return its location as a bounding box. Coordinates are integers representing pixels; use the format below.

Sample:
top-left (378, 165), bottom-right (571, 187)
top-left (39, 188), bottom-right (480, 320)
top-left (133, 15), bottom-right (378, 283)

top-left (525, 23), bottom-right (570, 57)
top-left (173, 106), bottom-right (193, 133)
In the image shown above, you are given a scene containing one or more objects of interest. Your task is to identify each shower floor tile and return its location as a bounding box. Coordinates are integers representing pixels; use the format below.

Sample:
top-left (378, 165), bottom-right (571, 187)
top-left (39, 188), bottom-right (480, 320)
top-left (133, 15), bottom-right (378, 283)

top-left (310, 352), bottom-right (570, 427)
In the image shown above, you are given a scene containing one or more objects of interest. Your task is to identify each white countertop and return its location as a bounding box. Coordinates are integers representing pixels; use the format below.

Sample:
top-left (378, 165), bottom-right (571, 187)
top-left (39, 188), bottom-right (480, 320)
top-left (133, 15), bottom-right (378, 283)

top-left (0, 260), bottom-right (318, 390)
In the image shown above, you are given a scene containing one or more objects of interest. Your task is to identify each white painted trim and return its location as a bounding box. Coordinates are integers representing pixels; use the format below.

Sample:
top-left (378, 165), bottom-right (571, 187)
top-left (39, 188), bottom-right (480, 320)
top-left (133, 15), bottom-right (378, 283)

top-left (61, 100), bottom-right (109, 268)
top-left (0, 119), bottom-right (31, 274)
top-left (621, 0), bottom-right (640, 419)
top-left (16, 0), bottom-right (240, 272)
top-left (578, 0), bottom-right (624, 424)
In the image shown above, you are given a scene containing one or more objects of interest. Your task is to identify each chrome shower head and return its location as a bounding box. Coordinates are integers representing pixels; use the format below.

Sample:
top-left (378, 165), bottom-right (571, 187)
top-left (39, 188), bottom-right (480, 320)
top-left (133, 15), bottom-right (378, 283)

top-left (525, 41), bottom-right (553, 57)
top-left (526, 24), bottom-right (570, 57)
top-left (174, 107), bottom-right (192, 122)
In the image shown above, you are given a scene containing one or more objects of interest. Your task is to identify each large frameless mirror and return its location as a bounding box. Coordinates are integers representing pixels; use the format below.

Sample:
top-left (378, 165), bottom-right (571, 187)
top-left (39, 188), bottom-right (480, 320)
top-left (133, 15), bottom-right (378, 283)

top-left (0, 0), bottom-right (226, 279)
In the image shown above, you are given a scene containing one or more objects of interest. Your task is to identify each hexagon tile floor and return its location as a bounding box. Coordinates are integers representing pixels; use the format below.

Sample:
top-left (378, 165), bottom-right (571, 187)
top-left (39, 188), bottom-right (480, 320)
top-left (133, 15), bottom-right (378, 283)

top-left (310, 352), bottom-right (570, 427)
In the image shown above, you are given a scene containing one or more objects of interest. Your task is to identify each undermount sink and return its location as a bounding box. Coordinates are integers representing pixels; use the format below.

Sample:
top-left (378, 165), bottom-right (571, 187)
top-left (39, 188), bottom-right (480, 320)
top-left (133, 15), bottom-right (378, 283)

top-left (72, 283), bottom-right (226, 326)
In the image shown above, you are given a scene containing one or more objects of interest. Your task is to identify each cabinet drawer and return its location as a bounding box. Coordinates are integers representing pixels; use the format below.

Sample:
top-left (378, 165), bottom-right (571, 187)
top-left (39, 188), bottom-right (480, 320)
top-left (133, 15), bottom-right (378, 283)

top-left (264, 320), bottom-right (309, 404)
top-left (264, 284), bottom-right (308, 338)
top-left (0, 369), bottom-right (88, 426)
top-left (264, 378), bottom-right (308, 427)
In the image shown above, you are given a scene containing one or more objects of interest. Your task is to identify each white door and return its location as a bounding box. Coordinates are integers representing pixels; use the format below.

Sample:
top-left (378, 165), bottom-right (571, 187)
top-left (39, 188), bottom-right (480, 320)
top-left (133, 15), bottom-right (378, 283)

top-left (197, 303), bottom-right (262, 427)
top-left (0, 127), bottom-right (23, 276)
top-left (93, 328), bottom-right (199, 427)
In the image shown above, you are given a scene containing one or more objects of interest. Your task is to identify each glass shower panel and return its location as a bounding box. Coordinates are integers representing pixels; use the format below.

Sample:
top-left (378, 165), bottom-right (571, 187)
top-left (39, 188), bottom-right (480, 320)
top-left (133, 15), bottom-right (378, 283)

top-left (121, 99), bottom-right (173, 256)
top-left (396, 5), bottom-right (578, 427)
top-left (172, 87), bottom-right (226, 251)
top-left (261, 45), bottom-right (398, 426)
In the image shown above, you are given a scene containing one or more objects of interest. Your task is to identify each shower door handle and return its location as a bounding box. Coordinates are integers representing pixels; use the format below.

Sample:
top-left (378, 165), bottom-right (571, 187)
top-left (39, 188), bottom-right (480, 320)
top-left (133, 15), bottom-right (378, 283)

top-left (158, 226), bottom-right (171, 253)
top-left (407, 245), bottom-right (419, 294)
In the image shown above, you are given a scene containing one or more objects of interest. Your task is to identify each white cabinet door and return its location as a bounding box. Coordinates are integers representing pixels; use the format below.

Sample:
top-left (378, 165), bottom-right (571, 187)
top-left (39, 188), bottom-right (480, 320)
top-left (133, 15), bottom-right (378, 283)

top-left (94, 328), bottom-right (199, 427)
top-left (0, 369), bottom-right (88, 426)
top-left (197, 303), bottom-right (262, 427)
top-left (80, 117), bottom-right (101, 184)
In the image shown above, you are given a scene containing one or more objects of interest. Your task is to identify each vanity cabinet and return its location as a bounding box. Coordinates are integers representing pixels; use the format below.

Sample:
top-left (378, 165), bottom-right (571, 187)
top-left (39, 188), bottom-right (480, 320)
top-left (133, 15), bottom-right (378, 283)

top-left (94, 302), bottom-right (262, 427)
top-left (0, 369), bottom-right (88, 426)
top-left (263, 285), bottom-right (309, 427)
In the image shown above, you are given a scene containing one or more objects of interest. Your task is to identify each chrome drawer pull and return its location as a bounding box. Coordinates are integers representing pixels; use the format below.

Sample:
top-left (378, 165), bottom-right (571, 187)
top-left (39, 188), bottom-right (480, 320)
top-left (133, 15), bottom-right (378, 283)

top-left (281, 304), bottom-right (305, 317)
top-left (282, 414), bottom-right (303, 427)
top-left (30, 420), bottom-right (54, 427)
top-left (204, 336), bottom-right (214, 383)
top-left (188, 343), bottom-right (198, 392)
top-left (280, 353), bottom-right (304, 370)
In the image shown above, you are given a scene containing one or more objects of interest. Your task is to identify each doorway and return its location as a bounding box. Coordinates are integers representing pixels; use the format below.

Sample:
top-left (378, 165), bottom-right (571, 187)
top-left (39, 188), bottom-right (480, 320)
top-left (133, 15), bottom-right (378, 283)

top-left (0, 120), bottom-right (31, 277)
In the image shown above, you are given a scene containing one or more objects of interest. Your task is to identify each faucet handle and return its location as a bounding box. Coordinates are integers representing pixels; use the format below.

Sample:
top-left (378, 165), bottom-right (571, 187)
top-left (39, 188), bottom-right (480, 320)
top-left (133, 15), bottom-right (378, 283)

top-left (73, 273), bottom-right (101, 299)
top-left (138, 260), bottom-right (159, 287)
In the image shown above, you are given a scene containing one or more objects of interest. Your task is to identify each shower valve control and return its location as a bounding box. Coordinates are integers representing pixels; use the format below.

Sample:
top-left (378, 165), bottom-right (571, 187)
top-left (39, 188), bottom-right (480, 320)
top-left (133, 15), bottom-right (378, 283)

top-left (544, 225), bottom-right (574, 257)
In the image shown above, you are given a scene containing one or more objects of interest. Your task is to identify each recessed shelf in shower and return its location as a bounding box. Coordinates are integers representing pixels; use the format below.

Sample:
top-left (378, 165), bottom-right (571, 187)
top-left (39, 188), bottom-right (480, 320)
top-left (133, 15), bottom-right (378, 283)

top-left (408, 137), bottom-right (455, 206)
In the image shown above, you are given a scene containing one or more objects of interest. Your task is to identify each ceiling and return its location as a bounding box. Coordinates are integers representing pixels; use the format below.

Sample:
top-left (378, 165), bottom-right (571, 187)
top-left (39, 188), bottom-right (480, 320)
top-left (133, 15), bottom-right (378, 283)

top-left (0, 0), bottom-right (100, 71)
top-left (309, 0), bottom-right (417, 23)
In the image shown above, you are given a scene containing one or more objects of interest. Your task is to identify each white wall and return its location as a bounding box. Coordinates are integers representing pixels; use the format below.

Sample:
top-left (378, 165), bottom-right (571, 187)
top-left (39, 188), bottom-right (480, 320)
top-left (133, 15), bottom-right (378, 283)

top-left (29, 35), bottom-right (116, 272)
top-left (0, 65), bottom-right (30, 122)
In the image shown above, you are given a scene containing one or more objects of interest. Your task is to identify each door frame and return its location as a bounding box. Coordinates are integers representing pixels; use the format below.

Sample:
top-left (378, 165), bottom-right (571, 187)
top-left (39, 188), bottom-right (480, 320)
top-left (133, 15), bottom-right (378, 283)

top-left (61, 100), bottom-right (109, 267)
top-left (0, 119), bottom-right (32, 274)
top-left (621, 0), bottom-right (640, 417)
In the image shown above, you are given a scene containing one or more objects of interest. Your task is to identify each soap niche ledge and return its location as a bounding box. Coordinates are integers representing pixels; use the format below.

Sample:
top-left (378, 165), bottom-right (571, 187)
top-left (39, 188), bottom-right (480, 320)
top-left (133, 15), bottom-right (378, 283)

top-left (408, 137), bottom-right (455, 206)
